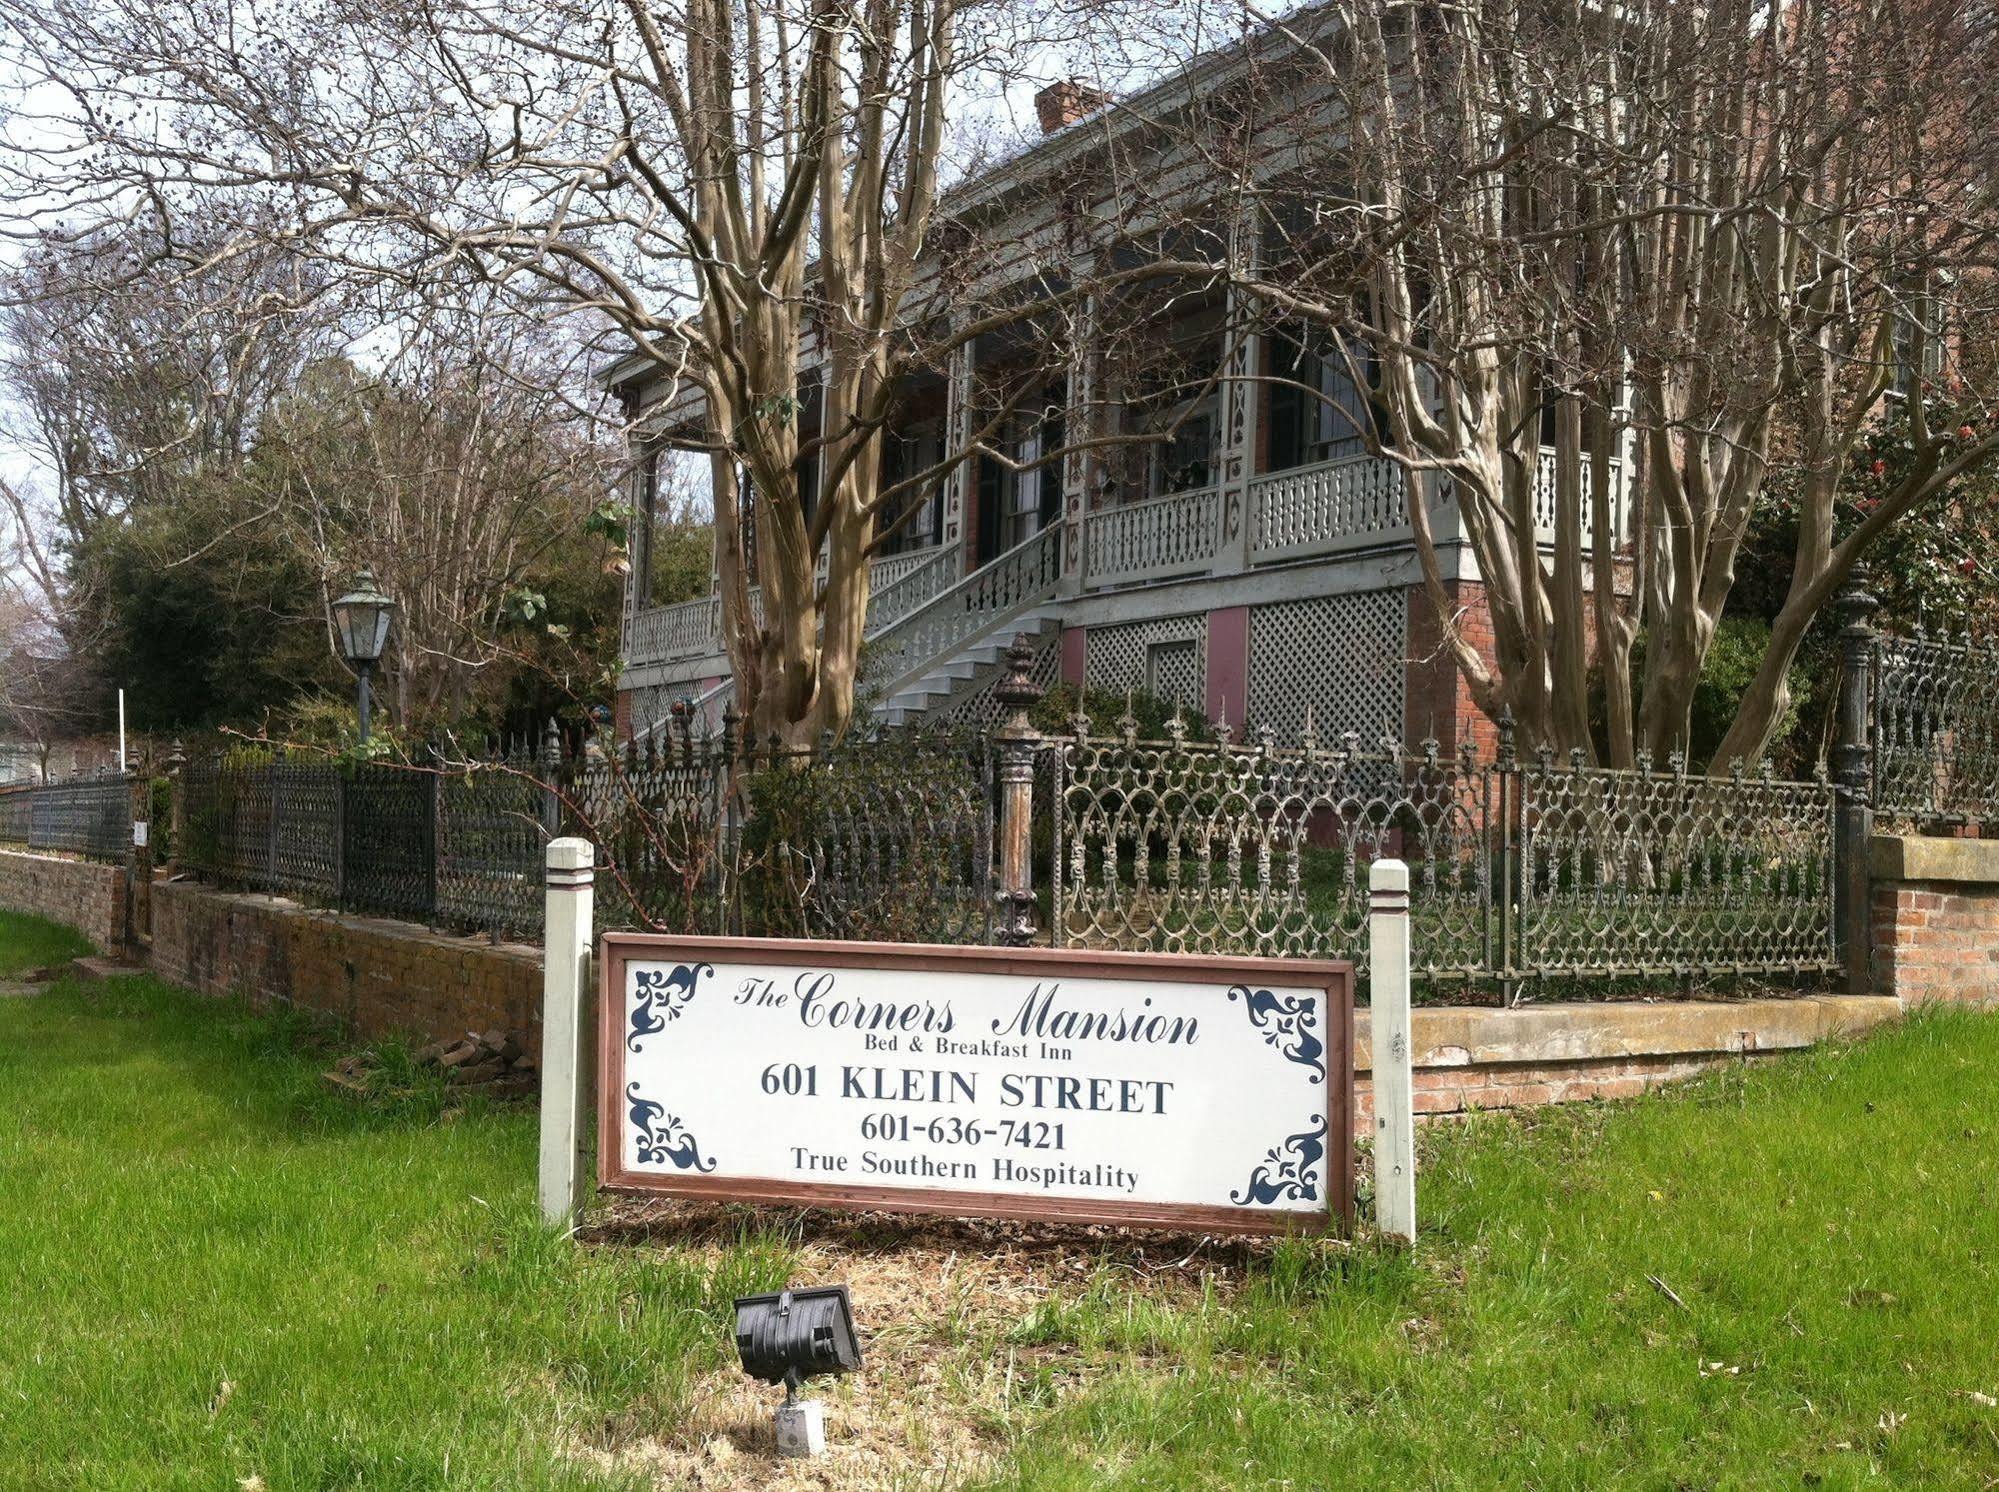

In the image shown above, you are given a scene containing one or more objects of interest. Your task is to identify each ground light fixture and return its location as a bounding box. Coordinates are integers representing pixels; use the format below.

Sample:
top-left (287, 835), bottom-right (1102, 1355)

top-left (329, 567), bottom-right (396, 744)
top-left (732, 1285), bottom-right (863, 1457)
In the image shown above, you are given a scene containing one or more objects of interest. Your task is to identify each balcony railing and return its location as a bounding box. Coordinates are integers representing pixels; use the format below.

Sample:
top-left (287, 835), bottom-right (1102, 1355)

top-left (865, 526), bottom-right (1062, 692)
top-left (626, 542), bottom-right (954, 670)
top-left (1249, 455), bottom-right (1410, 565)
top-left (1083, 485), bottom-right (1222, 589)
top-left (629, 452), bottom-right (1628, 675)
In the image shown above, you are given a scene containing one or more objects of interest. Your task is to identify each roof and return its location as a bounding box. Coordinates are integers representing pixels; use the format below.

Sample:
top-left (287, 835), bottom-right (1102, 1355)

top-left (597, 2), bottom-right (1335, 393)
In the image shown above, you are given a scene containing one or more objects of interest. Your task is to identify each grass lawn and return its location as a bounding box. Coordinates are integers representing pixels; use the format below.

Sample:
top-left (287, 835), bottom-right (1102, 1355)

top-left (0, 908), bottom-right (1994, 1489)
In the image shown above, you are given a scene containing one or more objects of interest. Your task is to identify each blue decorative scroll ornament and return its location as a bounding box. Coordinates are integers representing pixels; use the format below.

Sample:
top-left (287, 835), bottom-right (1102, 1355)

top-left (626, 1081), bottom-right (716, 1172)
top-left (1231, 1116), bottom-right (1327, 1206)
top-left (1227, 984), bottom-right (1325, 1083)
top-left (627, 961), bottom-right (713, 1052)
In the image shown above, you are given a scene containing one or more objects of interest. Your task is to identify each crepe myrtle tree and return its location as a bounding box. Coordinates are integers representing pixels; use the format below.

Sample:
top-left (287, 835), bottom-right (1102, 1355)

top-left (1228, 0), bottom-right (1999, 765)
top-left (0, 0), bottom-right (1253, 743)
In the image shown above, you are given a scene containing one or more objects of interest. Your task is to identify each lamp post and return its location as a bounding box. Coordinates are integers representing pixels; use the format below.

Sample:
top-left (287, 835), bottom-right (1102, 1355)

top-left (330, 568), bottom-right (397, 743)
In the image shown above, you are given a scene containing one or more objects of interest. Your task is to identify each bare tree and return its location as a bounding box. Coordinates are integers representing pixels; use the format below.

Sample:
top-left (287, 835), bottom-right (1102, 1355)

top-left (0, 0), bottom-right (1138, 740)
top-left (1236, 0), bottom-right (1999, 763)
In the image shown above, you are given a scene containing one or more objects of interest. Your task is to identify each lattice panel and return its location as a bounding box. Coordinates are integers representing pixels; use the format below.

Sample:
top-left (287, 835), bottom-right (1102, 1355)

top-left (936, 632), bottom-right (1061, 729)
top-left (1247, 591), bottom-right (1404, 740)
top-left (626, 682), bottom-right (701, 741)
top-left (1085, 616), bottom-right (1207, 711)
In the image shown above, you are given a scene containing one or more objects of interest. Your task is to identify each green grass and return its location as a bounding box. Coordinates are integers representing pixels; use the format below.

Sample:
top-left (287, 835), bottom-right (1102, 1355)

top-left (0, 909), bottom-right (91, 975)
top-left (977, 1008), bottom-right (1999, 1490)
top-left (2, 906), bottom-right (1996, 1490)
top-left (0, 912), bottom-right (795, 1492)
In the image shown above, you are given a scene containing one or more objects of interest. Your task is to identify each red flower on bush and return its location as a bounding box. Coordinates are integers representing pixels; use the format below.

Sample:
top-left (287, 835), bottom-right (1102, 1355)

top-left (1870, 459), bottom-right (1888, 476)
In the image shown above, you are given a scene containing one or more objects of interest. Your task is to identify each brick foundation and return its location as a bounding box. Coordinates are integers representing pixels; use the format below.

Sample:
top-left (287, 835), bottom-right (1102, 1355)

top-left (1405, 579), bottom-right (1500, 760)
top-left (149, 881), bottom-right (545, 1054)
top-left (1350, 993), bottom-right (1899, 1136)
top-left (0, 850), bottom-right (128, 954)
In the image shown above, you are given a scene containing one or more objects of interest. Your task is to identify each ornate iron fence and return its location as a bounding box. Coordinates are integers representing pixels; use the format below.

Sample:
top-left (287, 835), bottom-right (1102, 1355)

top-left (1050, 720), bottom-right (1491, 984)
top-left (169, 726), bottom-right (997, 946)
top-left (158, 698), bottom-right (1841, 1001)
top-left (0, 774), bottom-right (133, 862)
top-left (1869, 626), bottom-right (1999, 832)
top-left (1048, 713), bottom-right (1838, 999)
top-left (1518, 752), bottom-right (1837, 981)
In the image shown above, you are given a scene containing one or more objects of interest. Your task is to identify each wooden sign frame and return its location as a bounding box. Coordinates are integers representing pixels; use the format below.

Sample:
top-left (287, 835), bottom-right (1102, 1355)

top-left (597, 935), bottom-right (1354, 1236)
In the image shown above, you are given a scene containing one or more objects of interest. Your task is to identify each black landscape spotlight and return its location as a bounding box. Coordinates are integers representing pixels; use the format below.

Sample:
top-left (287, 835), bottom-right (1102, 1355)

top-left (732, 1285), bottom-right (863, 1457)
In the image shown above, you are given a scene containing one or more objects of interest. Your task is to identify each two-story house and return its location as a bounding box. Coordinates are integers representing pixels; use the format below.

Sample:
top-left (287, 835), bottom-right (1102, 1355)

top-left (602, 35), bottom-right (1627, 753)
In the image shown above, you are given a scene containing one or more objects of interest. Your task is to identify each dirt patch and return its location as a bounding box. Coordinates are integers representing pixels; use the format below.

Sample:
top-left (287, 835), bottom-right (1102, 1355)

top-left (570, 1199), bottom-right (1315, 1489)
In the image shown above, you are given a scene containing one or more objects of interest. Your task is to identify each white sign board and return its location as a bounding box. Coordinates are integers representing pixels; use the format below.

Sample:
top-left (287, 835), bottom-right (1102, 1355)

top-left (598, 937), bottom-right (1352, 1234)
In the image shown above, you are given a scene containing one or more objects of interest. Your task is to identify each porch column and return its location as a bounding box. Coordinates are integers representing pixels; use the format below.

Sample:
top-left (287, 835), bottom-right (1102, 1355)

top-left (941, 334), bottom-right (977, 576)
top-left (1059, 289), bottom-right (1100, 598)
top-left (1216, 212), bottom-right (1263, 575)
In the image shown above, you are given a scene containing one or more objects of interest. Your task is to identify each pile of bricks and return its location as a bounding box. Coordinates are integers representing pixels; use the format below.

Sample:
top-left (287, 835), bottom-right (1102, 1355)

top-left (419, 1029), bottom-right (537, 1093)
top-left (325, 1028), bottom-right (537, 1100)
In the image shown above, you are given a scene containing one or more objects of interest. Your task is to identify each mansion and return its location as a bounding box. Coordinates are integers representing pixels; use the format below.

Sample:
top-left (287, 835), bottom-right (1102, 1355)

top-left (603, 49), bottom-right (1627, 752)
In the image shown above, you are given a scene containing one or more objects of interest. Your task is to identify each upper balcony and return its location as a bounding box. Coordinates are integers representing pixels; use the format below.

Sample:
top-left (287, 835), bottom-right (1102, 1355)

top-left (624, 447), bottom-right (1624, 673)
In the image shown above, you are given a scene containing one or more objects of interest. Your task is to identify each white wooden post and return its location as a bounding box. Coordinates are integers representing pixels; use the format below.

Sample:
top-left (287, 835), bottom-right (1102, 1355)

top-left (539, 837), bottom-right (595, 1228)
top-left (1369, 857), bottom-right (1416, 1243)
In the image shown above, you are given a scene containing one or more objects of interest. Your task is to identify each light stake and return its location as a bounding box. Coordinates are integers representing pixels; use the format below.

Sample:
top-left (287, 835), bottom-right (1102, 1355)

top-left (732, 1285), bottom-right (862, 1457)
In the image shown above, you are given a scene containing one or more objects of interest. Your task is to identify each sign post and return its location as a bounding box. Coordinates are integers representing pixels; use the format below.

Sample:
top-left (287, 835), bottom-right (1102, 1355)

top-left (1369, 858), bottom-right (1415, 1243)
top-left (539, 838), bottom-right (595, 1227)
top-left (597, 938), bottom-right (1354, 1235)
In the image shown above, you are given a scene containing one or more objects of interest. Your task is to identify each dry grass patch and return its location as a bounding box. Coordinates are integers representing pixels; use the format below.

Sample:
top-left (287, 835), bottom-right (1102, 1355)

top-left (571, 1200), bottom-right (1307, 1489)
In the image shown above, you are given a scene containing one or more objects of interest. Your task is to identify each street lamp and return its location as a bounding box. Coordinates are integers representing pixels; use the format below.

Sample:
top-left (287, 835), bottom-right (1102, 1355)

top-left (330, 567), bottom-right (396, 743)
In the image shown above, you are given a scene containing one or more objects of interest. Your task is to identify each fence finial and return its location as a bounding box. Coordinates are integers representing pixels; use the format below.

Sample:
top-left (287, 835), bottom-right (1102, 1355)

top-left (995, 633), bottom-right (1043, 719)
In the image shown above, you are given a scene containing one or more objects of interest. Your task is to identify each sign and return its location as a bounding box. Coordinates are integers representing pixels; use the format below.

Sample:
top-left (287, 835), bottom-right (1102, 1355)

top-left (132, 821), bottom-right (148, 848)
top-left (598, 936), bottom-right (1352, 1234)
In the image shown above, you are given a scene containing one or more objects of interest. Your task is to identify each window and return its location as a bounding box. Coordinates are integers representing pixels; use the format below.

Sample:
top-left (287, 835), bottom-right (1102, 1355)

top-left (1268, 326), bottom-right (1382, 471)
top-left (1891, 288), bottom-right (1947, 400)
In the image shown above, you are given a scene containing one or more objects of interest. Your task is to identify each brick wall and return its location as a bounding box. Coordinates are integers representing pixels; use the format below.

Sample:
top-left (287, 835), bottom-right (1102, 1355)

top-left (150, 881), bottom-right (545, 1054)
top-left (1869, 835), bottom-right (1999, 1007)
top-left (1405, 579), bottom-right (1500, 760)
top-left (1872, 885), bottom-right (1999, 1006)
top-left (0, 849), bottom-right (127, 953)
top-left (1350, 993), bottom-right (1898, 1136)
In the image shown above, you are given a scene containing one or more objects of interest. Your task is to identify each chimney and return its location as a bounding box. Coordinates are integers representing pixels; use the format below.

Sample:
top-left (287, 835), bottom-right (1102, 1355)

top-left (1034, 79), bottom-right (1111, 136)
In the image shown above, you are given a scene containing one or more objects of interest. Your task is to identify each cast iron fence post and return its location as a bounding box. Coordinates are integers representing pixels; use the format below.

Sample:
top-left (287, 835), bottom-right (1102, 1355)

top-left (540, 717), bottom-right (564, 840)
top-left (332, 765), bottom-right (347, 905)
top-left (265, 758), bottom-right (281, 894)
top-left (716, 704), bottom-right (740, 921)
top-left (994, 634), bottom-right (1044, 947)
top-left (165, 740), bottom-right (186, 873)
top-left (1495, 708), bottom-right (1519, 1008)
top-left (1833, 579), bottom-right (1879, 995)
top-left (125, 753), bottom-right (148, 949)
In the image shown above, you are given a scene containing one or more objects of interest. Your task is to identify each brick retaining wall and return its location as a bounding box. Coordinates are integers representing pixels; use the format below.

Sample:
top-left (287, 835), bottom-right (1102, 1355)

top-left (0, 848), bottom-right (1962, 1128)
top-left (1352, 993), bottom-right (1901, 1135)
top-left (149, 881), bottom-right (544, 1055)
top-left (1871, 835), bottom-right (1999, 1008)
top-left (0, 849), bottom-right (127, 953)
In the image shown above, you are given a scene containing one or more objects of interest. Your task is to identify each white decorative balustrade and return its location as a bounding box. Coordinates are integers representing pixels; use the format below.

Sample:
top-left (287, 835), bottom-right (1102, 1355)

top-left (865, 527), bottom-right (1061, 692)
top-left (1248, 455), bottom-right (1410, 564)
top-left (626, 542), bottom-right (954, 669)
top-left (1530, 450), bottom-right (1626, 548)
top-left (624, 594), bottom-right (720, 666)
top-left (1083, 486), bottom-right (1222, 589)
top-left (864, 543), bottom-right (960, 633)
